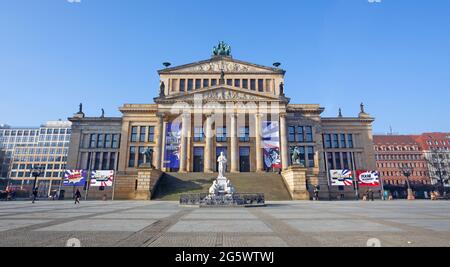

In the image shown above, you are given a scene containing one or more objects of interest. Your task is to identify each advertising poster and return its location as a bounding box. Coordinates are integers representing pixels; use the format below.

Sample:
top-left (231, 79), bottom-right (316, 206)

top-left (357, 170), bottom-right (381, 187)
top-left (63, 170), bottom-right (87, 187)
top-left (330, 169), bottom-right (353, 186)
top-left (262, 121), bottom-right (281, 169)
top-left (164, 121), bottom-right (182, 169)
top-left (90, 170), bottom-right (115, 187)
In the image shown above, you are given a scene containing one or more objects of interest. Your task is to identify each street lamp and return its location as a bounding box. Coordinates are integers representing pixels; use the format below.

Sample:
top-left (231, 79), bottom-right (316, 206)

top-left (31, 165), bottom-right (45, 192)
top-left (400, 164), bottom-right (415, 200)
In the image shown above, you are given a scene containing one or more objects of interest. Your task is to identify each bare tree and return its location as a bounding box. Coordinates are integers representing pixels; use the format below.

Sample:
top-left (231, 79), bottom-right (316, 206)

top-left (424, 149), bottom-right (450, 196)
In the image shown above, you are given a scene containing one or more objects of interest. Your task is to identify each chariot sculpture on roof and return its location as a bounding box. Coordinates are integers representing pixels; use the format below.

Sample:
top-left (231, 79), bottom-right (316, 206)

top-left (212, 41), bottom-right (232, 57)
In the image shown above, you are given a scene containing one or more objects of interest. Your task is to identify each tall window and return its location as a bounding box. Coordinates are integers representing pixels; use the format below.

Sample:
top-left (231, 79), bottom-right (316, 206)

top-left (305, 127), bottom-right (313, 142)
top-left (128, 147), bottom-right (136, 167)
top-left (342, 152), bottom-right (349, 169)
top-left (348, 134), bottom-right (354, 148)
top-left (340, 134), bottom-right (347, 148)
top-left (112, 134), bottom-right (120, 148)
top-left (109, 153), bottom-right (116, 170)
top-left (130, 127), bottom-right (138, 142)
top-left (296, 126), bottom-right (305, 142)
top-left (239, 127), bottom-right (250, 142)
top-left (242, 79), bottom-right (248, 89)
top-left (234, 79), bottom-right (241, 88)
top-left (105, 134), bottom-right (112, 148)
top-left (94, 152), bottom-right (101, 170)
top-left (308, 146), bottom-right (315, 167)
top-left (139, 127), bottom-right (146, 142)
top-left (211, 79), bottom-right (217, 86)
top-left (187, 79), bottom-right (194, 91)
top-left (258, 79), bottom-right (264, 92)
top-left (332, 134), bottom-right (339, 148)
top-left (288, 126), bottom-right (296, 142)
top-left (324, 134), bottom-right (332, 149)
top-left (138, 147), bottom-right (145, 166)
top-left (194, 127), bottom-right (204, 142)
top-left (89, 134), bottom-right (97, 148)
top-left (97, 134), bottom-right (104, 148)
top-left (335, 152), bottom-right (342, 169)
top-left (250, 79), bottom-right (256, 90)
top-left (203, 79), bottom-right (209, 88)
top-left (102, 152), bottom-right (108, 170)
top-left (179, 79), bottom-right (186, 92)
top-left (216, 127), bottom-right (227, 142)
top-left (227, 79), bottom-right (233, 86)
top-left (148, 126), bottom-right (155, 142)
top-left (195, 79), bottom-right (201, 89)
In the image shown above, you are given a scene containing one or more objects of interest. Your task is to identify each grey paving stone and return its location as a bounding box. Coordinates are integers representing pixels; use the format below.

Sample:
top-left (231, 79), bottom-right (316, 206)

top-left (36, 219), bottom-right (156, 232)
top-left (386, 219), bottom-right (450, 232)
top-left (0, 220), bottom-right (51, 231)
top-left (168, 220), bottom-right (273, 233)
top-left (93, 213), bottom-right (174, 219)
top-left (284, 219), bottom-right (403, 232)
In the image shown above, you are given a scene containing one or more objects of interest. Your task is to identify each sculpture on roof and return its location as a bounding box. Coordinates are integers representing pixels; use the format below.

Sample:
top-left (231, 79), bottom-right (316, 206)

top-left (212, 41), bottom-right (232, 57)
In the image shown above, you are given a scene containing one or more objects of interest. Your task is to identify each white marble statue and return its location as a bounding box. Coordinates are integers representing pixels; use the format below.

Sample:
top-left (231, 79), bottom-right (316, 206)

top-left (217, 152), bottom-right (227, 178)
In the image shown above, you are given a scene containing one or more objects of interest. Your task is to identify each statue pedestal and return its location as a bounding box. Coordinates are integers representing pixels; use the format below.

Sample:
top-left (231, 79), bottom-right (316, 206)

top-left (135, 166), bottom-right (160, 200)
top-left (281, 165), bottom-right (310, 200)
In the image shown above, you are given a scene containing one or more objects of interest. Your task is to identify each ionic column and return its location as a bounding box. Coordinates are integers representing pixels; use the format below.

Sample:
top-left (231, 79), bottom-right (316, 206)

top-left (179, 114), bottom-right (189, 173)
top-left (230, 114), bottom-right (239, 173)
top-left (280, 113), bottom-right (289, 170)
top-left (255, 114), bottom-right (264, 172)
top-left (154, 114), bottom-right (164, 170)
top-left (204, 114), bottom-right (214, 173)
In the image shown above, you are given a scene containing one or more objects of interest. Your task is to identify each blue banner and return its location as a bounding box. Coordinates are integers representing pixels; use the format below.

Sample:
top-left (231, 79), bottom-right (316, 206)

top-left (63, 170), bottom-right (87, 187)
top-left (164, 121), bottom-right (182, 169)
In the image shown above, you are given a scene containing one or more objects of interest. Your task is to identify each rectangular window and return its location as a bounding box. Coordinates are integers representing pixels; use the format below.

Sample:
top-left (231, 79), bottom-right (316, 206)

top-left (348, 134), bottom-right (354, 148)
top-left (242, 79), bottom-right (248, 89)
top-left (239, 127), bottom-right (250, 142)
top-left (332, 134), bottom-right (339, 148)
top-left (335, 152), bottom-right (342, 169)
top-left (340, 134), bottom-right (347, 148)
top-left (288, 126), bottom-right (296, 142)
top-left (305, 127), bottom-right (313, 142)
top-left (139, 127), bottom-right (146, 142)
top-left (216, 127), bottom-right (227, 142)
top-left (194, 127), bottom-right (205, 142)
top-left (131, 126), bottom-right (138, 142)
top-left (89, 134), bottom-right (97, 148)
top-left (342, 152), bottom-right (350, 169)
top-left (179, 79), bottom-right (186, 92)
top-left (128, 147), bottom-right (136, 168)
top-left (102, 152), bottom-right (108, 170)
top-left (324, 134), bottom-right (332, 149)
top-left (187, 79), bottom-right (194, 91)
top-left (234, 79), bottom-right (241, 88)
top-left (148, 126), bottom-right (155, 142)
top-left (227, 79), bottom-right (233, 86)
top-left (308, 146), bottom-right (315, 167)
top-left (97, 134), bottom-right (104, 148)
top-left (94, 152), bottom-right (101, 170)
top-left (299, 147), bottom-right (306, 166)
top-left (109, 153), bottom-right (116, 170)
top-left (297, 126), bottom-right (305, 142)
top-left (250, 79), bottom-right (256, 90)
top-left (195, 79), bottom-right (201, 89)
top-left (105, 134), bottom-right (112, 148)
top-left (138, 147), bottom-right (145, 167)
top-left (258, 79), bottom-right (264, 92)
top-left (211, 79), bottom-right (217, 86)
top-left (327, 152), bottom-right (334, 170)
top-left (112, 134), bottom-right (120, 148)
top-left (203, 79), bottom-right (209, 88)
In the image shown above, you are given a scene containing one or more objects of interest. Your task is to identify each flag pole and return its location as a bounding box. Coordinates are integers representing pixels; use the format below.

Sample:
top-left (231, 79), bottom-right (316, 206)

top-left (351, 152), bottom-right (359, 200)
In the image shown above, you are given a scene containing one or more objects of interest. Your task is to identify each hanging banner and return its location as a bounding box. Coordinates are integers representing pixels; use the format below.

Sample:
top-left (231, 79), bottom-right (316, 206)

top-left (164, 121), bottom-right (182, 169)
top-left (330, 169), bottom-right (353, 186)
top-left (357, 170), bottom-right (380, 187)
top-left (63, 170), bottom-right (87, 187)
top-left (262, 121), bottom-right (281, 169)
top-left (90, 170), bottom-right (114, 187)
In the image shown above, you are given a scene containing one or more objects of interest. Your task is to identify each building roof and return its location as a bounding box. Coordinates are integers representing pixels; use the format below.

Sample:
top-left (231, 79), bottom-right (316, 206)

top-left (373, 135), bottom-right (419, 146)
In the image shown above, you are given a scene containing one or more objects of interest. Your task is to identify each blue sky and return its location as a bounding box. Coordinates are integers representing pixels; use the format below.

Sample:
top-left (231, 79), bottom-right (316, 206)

top-left (0, 0), bottom-right (449, 134)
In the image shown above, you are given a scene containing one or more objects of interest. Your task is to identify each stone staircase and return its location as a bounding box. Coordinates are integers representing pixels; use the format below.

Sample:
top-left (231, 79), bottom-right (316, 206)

top-left (152, 172), bottom-right (292, 201)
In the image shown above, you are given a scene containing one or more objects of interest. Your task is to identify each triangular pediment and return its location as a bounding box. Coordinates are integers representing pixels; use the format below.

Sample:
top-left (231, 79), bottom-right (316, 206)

top-left (158, 56), bottom-right (284, 74)
top-left (156, 85), bottom-right (288, 103)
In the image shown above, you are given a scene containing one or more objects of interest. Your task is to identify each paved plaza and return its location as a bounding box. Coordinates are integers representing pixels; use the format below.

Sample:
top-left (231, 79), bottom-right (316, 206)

top-left (0, 200), bottom-right (449, 247)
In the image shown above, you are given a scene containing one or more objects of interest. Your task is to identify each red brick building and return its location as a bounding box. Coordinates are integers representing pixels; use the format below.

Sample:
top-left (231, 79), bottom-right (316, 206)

top-left (373, 135), bottom-right (431, 198)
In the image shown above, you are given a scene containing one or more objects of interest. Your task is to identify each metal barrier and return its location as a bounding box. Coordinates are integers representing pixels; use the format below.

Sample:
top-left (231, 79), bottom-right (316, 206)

top-left (180, 193), bottom-right (265, 207)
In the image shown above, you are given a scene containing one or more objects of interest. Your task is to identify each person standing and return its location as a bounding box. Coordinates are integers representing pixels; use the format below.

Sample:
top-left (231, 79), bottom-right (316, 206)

top-left (31, 188), bottom-right (38, 204)
top-left (74, 189), bottom-right (82, 205)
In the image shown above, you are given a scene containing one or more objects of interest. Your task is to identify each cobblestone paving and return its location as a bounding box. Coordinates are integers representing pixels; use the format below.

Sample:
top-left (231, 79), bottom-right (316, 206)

top-left (0, 200), bottom-right (449, 247)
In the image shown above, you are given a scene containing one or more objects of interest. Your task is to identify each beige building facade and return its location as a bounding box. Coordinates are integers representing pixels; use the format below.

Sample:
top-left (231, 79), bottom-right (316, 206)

top-left (67, 46), bottom-right (377, 200)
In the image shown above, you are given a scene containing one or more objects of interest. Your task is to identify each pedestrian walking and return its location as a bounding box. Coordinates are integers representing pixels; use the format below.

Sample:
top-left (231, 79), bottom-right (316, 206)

top-left (313, 187), bottom-right (319, 201)
top-left (368, 189), bottom-right (375, 201)
top-left (74, 189), bottom-right (82, 205)
top-left (32, 188), bottom-right (38, 204)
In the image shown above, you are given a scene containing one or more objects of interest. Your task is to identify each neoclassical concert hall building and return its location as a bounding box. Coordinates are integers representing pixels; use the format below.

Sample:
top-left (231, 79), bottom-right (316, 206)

top-left (67, 43), bottom-right (377, 200)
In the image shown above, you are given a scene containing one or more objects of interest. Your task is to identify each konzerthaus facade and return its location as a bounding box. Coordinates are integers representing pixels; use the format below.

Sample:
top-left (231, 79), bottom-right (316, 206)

top-left (67, 44), bottom-right (378, 200)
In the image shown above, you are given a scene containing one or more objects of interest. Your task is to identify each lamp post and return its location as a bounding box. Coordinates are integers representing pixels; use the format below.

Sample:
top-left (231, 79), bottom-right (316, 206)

top-left (400, 164), bottom-right (415, 200)
top-left (31, 165), bottom-right (45, 191)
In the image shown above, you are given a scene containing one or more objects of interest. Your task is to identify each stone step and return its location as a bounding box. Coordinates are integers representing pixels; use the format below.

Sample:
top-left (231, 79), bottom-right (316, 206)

top-left (152, 172), bottom-right (292, 201)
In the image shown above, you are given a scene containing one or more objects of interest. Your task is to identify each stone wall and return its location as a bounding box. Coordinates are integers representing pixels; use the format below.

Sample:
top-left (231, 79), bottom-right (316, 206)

top-left (281, 166), bottom-right (311, 200)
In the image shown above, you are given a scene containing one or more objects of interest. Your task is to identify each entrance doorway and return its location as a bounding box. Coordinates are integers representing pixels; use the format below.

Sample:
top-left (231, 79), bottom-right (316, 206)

top-left (193, 147), bottom-right (204, 172)
top-left (239, 147), bottom-right (250, 172)
top-left (216, 147), bottom-right (228, 172)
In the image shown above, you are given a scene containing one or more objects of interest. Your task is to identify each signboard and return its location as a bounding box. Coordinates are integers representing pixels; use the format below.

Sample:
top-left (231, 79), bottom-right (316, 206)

top-left (330, 169), bottom-right (353, 186)
top-left (90, 170), bottom-right (114, 187)
top-left (262, 121), bottom-right (281, 169)
top-left (63, 170), bottom-right (87, 187)
top-left (357, 170), bottom-right (380, 187)
top-left (164, 121), bottom-right (182, 169)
